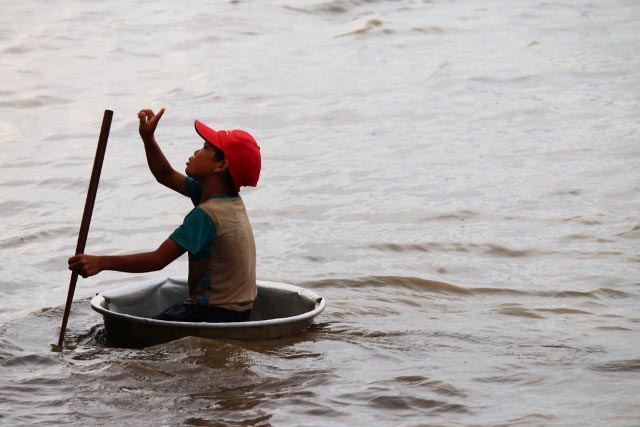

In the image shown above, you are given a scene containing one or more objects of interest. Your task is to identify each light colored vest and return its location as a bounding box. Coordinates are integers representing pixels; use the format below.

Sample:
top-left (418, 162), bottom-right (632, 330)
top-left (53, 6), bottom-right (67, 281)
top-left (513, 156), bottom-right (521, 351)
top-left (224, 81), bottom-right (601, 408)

top-left (186, 197), bottom-right (257, 311)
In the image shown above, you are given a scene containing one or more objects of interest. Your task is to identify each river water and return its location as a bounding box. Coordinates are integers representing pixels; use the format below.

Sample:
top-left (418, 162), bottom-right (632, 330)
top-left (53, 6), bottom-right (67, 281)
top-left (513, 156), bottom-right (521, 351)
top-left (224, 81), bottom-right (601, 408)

top-left (1, 0), bottom-right (639, 425)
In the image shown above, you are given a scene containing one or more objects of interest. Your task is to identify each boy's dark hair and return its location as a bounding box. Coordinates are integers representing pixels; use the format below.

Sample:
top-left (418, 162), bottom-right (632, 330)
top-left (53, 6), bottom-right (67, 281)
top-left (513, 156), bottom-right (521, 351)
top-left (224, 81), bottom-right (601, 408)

top-left (212, 146), bottom-right (238, 196)
top-left (211, 145), bottom-right (225, 161)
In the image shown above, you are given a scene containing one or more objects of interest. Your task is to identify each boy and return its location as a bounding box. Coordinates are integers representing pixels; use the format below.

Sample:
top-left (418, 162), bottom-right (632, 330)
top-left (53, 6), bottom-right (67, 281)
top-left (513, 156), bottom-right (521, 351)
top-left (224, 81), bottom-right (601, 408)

top-left (68, 108), bottom-right (261, 322)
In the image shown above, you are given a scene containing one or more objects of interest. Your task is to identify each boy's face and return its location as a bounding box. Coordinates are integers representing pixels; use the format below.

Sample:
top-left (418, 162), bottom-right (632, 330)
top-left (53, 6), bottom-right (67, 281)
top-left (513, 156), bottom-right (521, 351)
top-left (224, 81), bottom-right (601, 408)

top-left (185, 142), bottom-right (225, 179)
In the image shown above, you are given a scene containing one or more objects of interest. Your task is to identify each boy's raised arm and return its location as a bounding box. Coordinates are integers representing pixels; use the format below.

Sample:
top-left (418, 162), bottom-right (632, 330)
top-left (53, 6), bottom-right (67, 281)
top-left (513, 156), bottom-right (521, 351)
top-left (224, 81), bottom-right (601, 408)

top-left (138, 108), bottom-right (189, 196)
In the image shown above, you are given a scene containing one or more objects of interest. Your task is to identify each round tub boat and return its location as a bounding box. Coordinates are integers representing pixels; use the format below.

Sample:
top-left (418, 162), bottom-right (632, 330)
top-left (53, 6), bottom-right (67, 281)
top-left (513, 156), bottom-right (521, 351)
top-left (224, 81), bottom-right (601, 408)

top-left (90, 277), bottom-right (325, 348)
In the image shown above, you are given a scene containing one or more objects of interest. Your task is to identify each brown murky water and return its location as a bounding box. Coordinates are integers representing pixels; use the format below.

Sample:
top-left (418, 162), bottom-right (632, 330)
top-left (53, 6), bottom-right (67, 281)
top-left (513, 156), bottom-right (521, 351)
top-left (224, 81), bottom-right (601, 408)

top-left (1, 1), bottom-right (639, 425)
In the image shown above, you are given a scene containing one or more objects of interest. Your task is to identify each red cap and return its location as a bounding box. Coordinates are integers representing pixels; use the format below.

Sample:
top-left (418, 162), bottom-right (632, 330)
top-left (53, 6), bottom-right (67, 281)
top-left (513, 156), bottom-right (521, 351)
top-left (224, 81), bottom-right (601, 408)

top-left (194, 120), bottom-right (261, 192)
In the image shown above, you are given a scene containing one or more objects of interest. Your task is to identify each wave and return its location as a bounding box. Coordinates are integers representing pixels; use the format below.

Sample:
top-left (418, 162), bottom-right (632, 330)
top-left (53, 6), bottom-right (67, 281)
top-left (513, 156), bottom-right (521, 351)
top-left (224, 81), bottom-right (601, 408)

top-left (303, 275), bottom-right (638, 301)
top-left (368, 241), bottom-right (628, 260)
top-left (334, 390), bottom-right (470, 414)
top-left (335, 17), bottom-right (387, 38)
top-left (0, 226), bottom-right (77, 249)
top-left (617, 225), bottom-right (640, 239)
top-left (0, 95), bottom-right (71, 109)
top-left (369, 242), bottom-right (533, 257)
top-left (494, 304), bottom-right (545, 319)
top-left (590, 358), bottom-right (640, 372)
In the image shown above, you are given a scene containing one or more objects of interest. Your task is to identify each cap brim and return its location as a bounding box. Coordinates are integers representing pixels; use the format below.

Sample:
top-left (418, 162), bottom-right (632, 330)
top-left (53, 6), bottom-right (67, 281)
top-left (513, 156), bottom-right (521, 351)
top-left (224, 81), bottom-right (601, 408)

top-left (194, 120), bottom-right (224, 150)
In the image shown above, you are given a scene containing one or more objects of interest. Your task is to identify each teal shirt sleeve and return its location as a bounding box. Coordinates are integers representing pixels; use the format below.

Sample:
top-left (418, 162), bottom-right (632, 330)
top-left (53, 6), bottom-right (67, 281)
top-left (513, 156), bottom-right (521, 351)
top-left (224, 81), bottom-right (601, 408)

top-left (184, 176), bottom-right (202, 206)
top-left (169, 207), bottom-right (217, 256)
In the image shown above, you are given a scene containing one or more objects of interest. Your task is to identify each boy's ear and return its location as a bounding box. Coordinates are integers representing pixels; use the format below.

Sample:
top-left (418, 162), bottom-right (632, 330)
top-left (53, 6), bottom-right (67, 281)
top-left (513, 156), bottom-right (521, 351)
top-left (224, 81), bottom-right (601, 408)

top-left (214, 159), bottom-right (229, 174)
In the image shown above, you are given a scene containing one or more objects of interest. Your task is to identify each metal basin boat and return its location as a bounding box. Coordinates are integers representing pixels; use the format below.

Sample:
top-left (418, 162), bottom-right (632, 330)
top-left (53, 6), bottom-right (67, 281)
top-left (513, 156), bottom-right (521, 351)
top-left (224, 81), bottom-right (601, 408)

top-left (90, 277), bottom-right (325, 348)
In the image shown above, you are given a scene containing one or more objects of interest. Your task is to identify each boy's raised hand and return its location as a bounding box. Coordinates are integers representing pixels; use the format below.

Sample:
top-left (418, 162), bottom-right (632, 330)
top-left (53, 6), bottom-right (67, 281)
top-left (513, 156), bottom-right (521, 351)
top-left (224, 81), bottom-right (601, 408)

top-left (138, 107), bottom-right (165, 142)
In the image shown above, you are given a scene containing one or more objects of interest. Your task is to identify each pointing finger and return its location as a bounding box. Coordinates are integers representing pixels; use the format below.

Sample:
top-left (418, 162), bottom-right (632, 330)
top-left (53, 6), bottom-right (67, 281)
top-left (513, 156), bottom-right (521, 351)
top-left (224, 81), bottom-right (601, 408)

top-left (152, 107), bottom-right (166, 124)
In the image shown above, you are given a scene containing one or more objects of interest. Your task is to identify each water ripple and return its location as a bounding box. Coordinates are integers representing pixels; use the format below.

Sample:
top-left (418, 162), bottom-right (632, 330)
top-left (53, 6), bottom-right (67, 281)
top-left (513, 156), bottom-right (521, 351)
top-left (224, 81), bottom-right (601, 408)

top-left (590, 359), bottom-right (640, 372)
top-left (0, 95), bottom-right (71, 108)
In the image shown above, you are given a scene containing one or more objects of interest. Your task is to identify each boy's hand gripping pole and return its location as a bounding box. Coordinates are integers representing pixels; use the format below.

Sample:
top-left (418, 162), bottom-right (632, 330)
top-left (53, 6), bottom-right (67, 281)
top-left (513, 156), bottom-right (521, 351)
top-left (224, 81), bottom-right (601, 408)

top-left (55, 110), bottom-right (113, 351)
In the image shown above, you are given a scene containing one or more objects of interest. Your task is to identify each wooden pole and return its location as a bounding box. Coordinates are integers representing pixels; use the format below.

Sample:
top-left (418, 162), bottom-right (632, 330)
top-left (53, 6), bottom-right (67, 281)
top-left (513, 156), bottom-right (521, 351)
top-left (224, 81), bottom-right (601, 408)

top-left (56, 110), bottom-right (113, 350)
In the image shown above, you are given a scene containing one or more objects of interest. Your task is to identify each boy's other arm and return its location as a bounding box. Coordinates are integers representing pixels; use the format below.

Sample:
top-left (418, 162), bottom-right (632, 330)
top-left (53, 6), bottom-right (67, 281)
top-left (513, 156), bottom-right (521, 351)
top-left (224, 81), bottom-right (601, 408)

top-left (138, 108), bottom-right (189, 196)
top-left (68, 238), bottom-right (186, 278)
